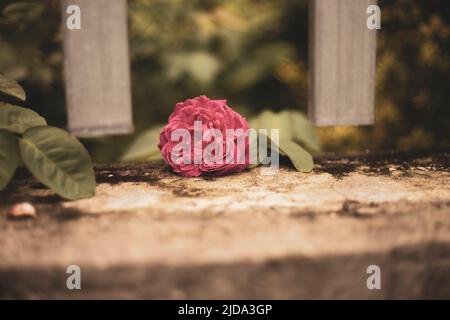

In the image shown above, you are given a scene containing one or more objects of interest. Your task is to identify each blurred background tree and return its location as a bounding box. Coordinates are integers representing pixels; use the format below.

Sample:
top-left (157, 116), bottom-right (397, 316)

top-left (0, 0), bottom-right (449, 162)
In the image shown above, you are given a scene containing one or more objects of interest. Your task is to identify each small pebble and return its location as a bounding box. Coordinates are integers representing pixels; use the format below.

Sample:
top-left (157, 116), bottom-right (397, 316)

top-left (8, 202), bottom-right (36, 219)
top-left (391, 170), bottom-right (402, 177)
top-left (417, 166), bottom-right (428, 171)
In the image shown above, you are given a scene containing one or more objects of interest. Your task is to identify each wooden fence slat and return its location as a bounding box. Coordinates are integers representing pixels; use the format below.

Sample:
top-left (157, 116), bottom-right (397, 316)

top-left (308, 0), bottom-right (377, 126)
top-left (61, 0), bottom-right (133, 137)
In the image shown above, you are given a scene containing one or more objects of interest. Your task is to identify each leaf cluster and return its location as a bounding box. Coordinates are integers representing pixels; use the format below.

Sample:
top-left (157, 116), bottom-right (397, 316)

top-left (0, 74), bottom-right (95, 200)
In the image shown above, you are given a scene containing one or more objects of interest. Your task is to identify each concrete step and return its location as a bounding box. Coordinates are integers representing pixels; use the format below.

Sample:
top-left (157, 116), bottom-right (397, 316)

top-left (1, 150), bottom-right (449, 299)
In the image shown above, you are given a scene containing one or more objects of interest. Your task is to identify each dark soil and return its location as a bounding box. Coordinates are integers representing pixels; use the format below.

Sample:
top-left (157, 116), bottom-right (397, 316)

top-left (5, 147), bottom-right (450, 188)
top-left (314, 147), bottom-right (450, 178)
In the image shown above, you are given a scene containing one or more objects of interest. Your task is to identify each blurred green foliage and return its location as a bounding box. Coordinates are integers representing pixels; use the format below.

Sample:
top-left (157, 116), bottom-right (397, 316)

top-left (0, 0), bottom-right (449, 162)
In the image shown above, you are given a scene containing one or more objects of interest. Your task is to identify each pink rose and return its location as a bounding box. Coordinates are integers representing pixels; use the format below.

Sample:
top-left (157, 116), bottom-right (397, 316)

top-left (158, 95), bottom-right (250, 177)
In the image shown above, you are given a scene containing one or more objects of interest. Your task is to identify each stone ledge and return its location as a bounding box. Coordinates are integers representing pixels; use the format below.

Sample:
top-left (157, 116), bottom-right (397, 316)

top-left (0, 149), bottom-right (449, 299)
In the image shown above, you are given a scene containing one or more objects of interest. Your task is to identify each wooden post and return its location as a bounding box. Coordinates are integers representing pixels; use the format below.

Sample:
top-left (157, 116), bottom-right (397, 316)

top-left (309, 0), bottom-right (377, 126)
top-left (61, 0), bottom-right (133, 137)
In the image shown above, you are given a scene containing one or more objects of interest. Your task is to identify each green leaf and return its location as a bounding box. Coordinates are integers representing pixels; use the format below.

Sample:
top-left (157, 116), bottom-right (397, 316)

top-left (146, 152), bottom-right (164, 162)
top-left (277, 140), bottom-right (314, 173)
top-left (248, 131), bottom-right (313, 172)
top-left (0, 102), bottom-right (47, 134)
top-left (0, 130), bottom-right (19, 191)
top-left (280, 110), bottom-right (321, 152)
top-left (120, 125), bottom-right (163, 162)
top-left (248, 109), bottom-right (320, 151)
top-left (19, 126), bottom-right (96, 200)
top-left (0, 74), bottom-right (26, 101)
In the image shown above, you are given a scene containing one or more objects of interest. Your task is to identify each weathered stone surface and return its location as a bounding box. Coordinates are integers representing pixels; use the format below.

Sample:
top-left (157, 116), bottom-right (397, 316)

top-left (0, 149), bottom-right (449, 299)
